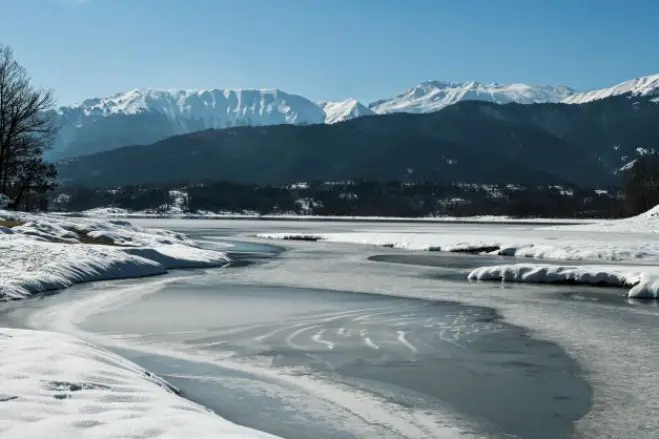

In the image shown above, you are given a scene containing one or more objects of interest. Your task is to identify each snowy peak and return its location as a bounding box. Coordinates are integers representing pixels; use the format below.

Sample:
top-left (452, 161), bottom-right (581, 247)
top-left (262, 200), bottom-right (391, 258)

top-left (58, 88), bottom-right (327, 127)
top-left (50, 73), bottom-right (659, 160)
top-left (562, 74), bottom-right (659, 104)
top-left (369, 81), bottom-right (575, 114)
top-left (320, 98), bottom-right (375, 124)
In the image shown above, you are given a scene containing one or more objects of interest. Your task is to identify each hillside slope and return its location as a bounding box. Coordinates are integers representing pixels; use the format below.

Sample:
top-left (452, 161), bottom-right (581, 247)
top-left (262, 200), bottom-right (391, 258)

top-left (56, 95), bottom-right (659, 187)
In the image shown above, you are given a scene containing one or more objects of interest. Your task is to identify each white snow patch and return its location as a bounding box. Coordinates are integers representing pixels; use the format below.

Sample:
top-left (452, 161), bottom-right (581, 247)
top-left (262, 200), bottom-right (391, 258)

top-left (0, 210), bottom-right (229, 300)
top-left (551, 204), bottom-right (659, 234)
top-left (166, 190), bottom-right (188, 213)
top-left (468, 264), bottom-right (636, 288)
top-left (563, 74), bottom-right (659, 104)
top-left (468, 263), bottom-right (659, 299)
top-left (81, 207), bottom-right (130, 216)
top-left (258, 231), bottom-right (659, 263)
top-left (371, 80), bottom-right (575, 114)
top-left (0, 240), bottom-right (165, 300)
top-left (0, 327), bottom-right (280, 439)
top-left (320, 99), bottom-right (375, 123)
top-left (123, 245), bottom-right (229, 269)
top-left (628, 273), bottom-right (659, 299)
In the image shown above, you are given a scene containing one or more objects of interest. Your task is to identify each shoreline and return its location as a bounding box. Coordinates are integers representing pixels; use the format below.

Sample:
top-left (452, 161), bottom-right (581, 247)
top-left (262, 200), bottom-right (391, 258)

top-left (8, 269), bottom-right (593, 439)
top-left (55, 211), bottom-right (598, 225)
top-left (0, 212), bottom-right (282, 439)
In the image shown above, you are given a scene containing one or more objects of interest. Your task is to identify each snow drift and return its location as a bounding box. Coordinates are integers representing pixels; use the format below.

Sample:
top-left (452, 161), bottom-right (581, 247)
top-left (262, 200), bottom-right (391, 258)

top-left (0, 210), bottom-right (229, 300)
top-left (0, 328), bottom-right (280, 439)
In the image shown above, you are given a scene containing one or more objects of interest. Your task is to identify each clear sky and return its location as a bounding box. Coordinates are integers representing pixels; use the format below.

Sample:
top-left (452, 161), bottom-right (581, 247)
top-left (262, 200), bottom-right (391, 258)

top-left (1, 0), bottom-right (657, 106)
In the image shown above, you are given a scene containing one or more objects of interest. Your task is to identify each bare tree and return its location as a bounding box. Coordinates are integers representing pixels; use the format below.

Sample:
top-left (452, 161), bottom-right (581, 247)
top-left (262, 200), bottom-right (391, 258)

top-left (0, 43), bottom-right (57, 209)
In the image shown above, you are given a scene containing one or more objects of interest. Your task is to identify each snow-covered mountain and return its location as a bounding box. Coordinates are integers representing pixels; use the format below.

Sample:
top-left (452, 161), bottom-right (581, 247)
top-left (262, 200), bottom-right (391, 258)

top-left (50, 74), bottom-right (658, 159)
top-left (50, 88), bottom-right (332, 159)
top-left (320, 99), bottom-right (375, 124)
top-left (369, 81), bottom-right (576, 114)
top-left (563, 74), bottom-right (659, 104)
top-left (59, 88), bottom-right (327, 127)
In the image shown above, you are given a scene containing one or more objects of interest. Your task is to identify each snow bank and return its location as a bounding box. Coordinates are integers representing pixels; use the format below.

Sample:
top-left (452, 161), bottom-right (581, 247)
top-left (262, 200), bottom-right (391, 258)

top-left (123, 245), bottom-right (229, 269)
top-left (468, 264), bottom-right (636, 287)
top-left (81, 207), bottom-right (129, 216)
top-left (2, 209), bottom-right (196, 247)
top-left (258, 231), bottom-right (659, 263)
top-left (468, 263), bottom-right (659, 299)
top-left (0, 210), bottom-right (229, 300)
top-left (0, 328), bottom-right (280, 439)
top-left (0, 240), bottom-right (165, 300)
top-left (628, 273), bottom-right (659, 299)
top-left (548, 204), bottom-right (659, 234)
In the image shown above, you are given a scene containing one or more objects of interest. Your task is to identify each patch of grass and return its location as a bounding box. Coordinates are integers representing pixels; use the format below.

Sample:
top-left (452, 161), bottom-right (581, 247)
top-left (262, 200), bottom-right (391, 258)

top-left (0, 220), bottom-right (23, 228)
top-left (76, 232), bottom-right (119, 246)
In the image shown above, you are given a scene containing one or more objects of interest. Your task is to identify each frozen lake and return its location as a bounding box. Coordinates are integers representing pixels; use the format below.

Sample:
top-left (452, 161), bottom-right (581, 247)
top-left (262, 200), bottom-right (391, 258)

top-left (4, 219), bottom-right (659, 439)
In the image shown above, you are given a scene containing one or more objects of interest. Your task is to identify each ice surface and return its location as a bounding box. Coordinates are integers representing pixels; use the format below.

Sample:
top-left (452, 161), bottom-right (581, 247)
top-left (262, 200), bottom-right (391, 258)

top-left (0, 327), bottom-right (280, 439)
top-left (259, 205), bottom-right (659, 298)
top-left (258, 230), bottom-right (659, 262)
top-left (13, 219), bottom-right (659, 438)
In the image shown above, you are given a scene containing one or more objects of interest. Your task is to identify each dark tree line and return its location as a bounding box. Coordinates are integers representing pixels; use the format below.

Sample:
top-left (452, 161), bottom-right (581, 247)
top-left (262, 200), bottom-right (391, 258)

top-left (51, 180), bottom-right (624, 219)
top-left (0, 43), bottom-right (57, 210)
top-left (622, 155), bottom-right (659, 216)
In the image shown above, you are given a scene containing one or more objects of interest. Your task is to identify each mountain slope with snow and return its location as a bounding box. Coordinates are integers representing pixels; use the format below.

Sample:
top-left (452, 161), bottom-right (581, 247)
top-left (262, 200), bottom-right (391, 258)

top-left (320, 99), bottom-right (376, 123)
top-left (563, 74), bottom-right (659, 104)
top-left (50, 88), bottom-right (329, 159)
top-left (50, 74), bottom-right (658, 160)
top-left (369, 81), bottom-right (576, 114)
top-left (62, 88), bottom-right (327, 125)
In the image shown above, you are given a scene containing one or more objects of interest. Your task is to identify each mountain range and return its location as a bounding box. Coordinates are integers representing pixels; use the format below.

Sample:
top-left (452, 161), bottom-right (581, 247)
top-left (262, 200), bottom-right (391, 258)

top-left (49, 74), bottom-right (659, 160)
top-left (56, 93), bottom-right (659, 188)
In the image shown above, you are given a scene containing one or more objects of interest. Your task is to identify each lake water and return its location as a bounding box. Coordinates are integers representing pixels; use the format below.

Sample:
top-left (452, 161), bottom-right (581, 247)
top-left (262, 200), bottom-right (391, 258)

top-left (3, 219), bottom-right (659, 439)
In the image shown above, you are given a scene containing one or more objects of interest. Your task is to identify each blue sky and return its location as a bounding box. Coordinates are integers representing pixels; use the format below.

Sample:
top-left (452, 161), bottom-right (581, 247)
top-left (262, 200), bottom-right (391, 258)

top-left (1, 0), bottom-right (657, 105)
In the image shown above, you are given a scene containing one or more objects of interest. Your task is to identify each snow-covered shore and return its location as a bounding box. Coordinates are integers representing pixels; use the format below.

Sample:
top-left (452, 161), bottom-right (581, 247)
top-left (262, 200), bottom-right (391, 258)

top-left (0, 328), bottom-right (279, 439)
top-left (0, 211), bottom-right (286, 438)
top-left (258, 207), bottom-right (659, 299)
top-left (62, 207), bottom-right (595, 224)
top-left (0, 210), bottom-right (229, 300)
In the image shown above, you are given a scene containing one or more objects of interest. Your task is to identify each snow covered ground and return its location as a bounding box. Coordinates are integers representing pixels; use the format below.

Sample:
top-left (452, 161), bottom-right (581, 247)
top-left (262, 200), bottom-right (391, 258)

top-left (68, 207), bottom-right (595, 224)
top-left (0, 209), bottom-right (230, 300)
top-left (0, 328), bottom-right (279, 439)
top-left (0, 211), bottom-right (283, 439)
top-left (258, 207), bottom-right (659, 299)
